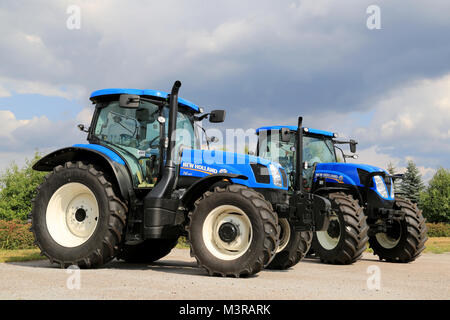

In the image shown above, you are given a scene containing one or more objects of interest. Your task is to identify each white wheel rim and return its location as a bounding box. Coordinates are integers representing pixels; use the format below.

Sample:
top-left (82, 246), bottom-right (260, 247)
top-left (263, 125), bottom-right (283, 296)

top-left (202, 205), bottom-right (253, 261)
top-left (276, 218), bottom-right (291, 253)
top-left (46, 182), bottom-right (99, 248)
top-left (375, 220), bottom-right (402, 249)
top-left (316, 213), bottom-right (340, 250)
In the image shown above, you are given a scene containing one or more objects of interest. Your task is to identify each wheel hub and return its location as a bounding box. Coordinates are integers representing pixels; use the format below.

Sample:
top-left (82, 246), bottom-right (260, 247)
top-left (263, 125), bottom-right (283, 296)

top-left (327, 220), bottom-right (340, 238)
top-left (46, 182), bottom-right (99, 248)
top-left (218, 222), bottom-right (239, 243)
top-left (202, 205), bottom-right (253, 261)
top-left (75, 208), bottom-right (87, 222)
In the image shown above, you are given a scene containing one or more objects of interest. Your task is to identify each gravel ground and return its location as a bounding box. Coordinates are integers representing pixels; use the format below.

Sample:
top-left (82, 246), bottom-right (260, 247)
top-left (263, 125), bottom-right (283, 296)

top-left (0, 249), bottom-right (449, 300)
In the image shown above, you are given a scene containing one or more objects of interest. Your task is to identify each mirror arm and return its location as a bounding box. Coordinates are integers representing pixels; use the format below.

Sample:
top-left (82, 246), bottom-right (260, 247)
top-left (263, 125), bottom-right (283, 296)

top-left (194, 113), bottom-right (210, 122)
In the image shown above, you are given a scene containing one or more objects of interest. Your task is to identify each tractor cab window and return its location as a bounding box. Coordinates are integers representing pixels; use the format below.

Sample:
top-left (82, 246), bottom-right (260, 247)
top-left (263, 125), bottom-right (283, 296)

top-left (258, 131), bottom-right (337, 189)
top-left (303, 136), bottom-right (336, 165)
top-left (93, 99), bottom-right (198, 189)
top-left (258, 131), bottom-right (296, 179)
top-left (93, 100), bottom-right (162, 188)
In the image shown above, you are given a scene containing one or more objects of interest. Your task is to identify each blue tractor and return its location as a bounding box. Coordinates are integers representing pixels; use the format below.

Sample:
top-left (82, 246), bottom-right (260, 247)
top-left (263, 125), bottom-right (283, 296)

top-left (256, 119), bottom-right (427, 264)
top-left (30, 81), bottom-right (331, 277)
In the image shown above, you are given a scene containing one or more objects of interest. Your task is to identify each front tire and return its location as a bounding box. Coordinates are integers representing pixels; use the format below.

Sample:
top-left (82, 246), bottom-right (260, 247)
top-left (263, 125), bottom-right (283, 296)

top-left (311, 192), bottom-right (369, 264)
top-left (266, 218), bottom-right (312, 270)
top-left (30, 162), bottom-right (127, 268)
top-left (188, 184), bottom-right (278, 277)
top-left (369, 197), bottom-right (427, 263)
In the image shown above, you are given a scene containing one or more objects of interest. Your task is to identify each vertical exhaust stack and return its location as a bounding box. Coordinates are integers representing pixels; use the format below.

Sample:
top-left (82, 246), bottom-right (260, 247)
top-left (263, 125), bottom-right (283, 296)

top-left (165, 80), bottom-right (182, 169)
top-left (296, 117), bottom-right (303, 192)
top-left (146, 80), bottom-right (182, 199)
top-left (143, 81), bottom-right (183, 240)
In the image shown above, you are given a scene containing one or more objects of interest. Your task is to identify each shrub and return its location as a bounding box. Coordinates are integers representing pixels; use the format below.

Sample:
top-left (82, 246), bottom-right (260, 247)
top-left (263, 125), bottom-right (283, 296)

top-left (0, 152), bottom-right (47, 222)
top-left (0, 220), bottom-right (36, 250)
top-left (426, 223), bottom-right (450, 238)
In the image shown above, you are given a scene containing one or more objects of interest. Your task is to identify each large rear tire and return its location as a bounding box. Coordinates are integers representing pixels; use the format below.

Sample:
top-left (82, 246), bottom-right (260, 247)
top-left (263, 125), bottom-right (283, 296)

top-left (118, 238), bottom-right (179, 263)
top-left (311, 192), bottom-right (369, 265)
top-left (266, 218), bottom-right (312, 270)
top-left (30, 162), bottom-right (127, 268)
top-left (369, 197), bottom-right (427, 263)
top-left (188, 184), bottom-right (278, 277)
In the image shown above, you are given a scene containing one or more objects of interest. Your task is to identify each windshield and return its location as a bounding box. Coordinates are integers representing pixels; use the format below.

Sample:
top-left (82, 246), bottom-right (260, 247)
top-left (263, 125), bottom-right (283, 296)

top-left (93, 99), bottom-right (198, 188)
top-left (258, 130), bottom-right (336, 188)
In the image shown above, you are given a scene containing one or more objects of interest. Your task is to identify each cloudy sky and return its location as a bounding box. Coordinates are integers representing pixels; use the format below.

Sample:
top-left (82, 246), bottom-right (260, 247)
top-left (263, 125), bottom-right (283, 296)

top-left (0, 0), bottom-right (449, 182)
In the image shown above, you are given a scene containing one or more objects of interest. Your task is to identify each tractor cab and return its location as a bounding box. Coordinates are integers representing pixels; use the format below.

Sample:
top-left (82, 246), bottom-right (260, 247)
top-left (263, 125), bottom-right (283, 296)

top-left (87, 89), bottom-right (210, 188)
top-left (256, 126), bottom-right (340, 189)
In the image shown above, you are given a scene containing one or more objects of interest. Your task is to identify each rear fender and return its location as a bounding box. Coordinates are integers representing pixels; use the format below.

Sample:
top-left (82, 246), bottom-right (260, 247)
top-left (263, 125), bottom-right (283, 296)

top-left (33, 145), bottom-right (133, 202)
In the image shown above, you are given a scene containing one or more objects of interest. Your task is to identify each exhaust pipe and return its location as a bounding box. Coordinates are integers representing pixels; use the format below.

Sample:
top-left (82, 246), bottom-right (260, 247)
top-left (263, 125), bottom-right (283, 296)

top-left (146, 80), bottom-right (181, 199)
top-left (296, 117), bottom-right (303, 191)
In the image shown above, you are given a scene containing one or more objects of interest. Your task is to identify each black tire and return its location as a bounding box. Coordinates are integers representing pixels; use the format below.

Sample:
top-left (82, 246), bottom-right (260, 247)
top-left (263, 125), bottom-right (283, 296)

top-left (369, 197), bottom-right (427, 263)
top-left (30, 161), bottom-right (127, 268)
top-left (118, 238), bottom-right (179, 263)
top-left (311, 192), bottom-right (369, 265)
top-left (266, 218), bottom-right (312, 270)
top-left (188, 184), bottom-right (279, 277)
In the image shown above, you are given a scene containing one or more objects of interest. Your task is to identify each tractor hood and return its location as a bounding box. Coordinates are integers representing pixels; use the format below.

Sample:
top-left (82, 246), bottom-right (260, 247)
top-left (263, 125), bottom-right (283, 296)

top-left (180, 149), bottom-right (288, 190)
top-left (314, 162), bottom-right (394, 200)
top-left (314, 162), bottom-right (388, 187)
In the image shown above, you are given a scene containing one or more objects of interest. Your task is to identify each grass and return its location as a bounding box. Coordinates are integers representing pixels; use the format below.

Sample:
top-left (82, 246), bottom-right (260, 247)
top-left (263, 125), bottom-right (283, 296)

top-left (0, 248), bottom-right (45, 263)
top-left (423, 237), bottom-right (450, 254)
top-left (365, 237), bottom-right (450, 254)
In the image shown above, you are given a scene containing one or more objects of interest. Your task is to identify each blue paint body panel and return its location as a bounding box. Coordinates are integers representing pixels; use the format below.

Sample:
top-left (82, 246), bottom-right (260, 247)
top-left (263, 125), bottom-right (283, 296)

top-left (73, 143), bottom-right (126, 165)
top-left (314, 163), bottom-right (393, 200)
top-left (89, 88), bottom-right (200, 112)
top-left (256, 126), bottom-right (334, 137)
top-left (180, 149), bottom-right (287, 190)
top-left (256, 126), bottom-right (298, 133)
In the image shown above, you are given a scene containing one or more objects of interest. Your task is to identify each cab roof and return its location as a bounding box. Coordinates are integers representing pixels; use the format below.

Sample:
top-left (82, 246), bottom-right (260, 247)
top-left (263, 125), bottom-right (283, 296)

top-left (256, 126), bottom-right (335, 137)
top-left (89, 88), bottom-right (200, 112)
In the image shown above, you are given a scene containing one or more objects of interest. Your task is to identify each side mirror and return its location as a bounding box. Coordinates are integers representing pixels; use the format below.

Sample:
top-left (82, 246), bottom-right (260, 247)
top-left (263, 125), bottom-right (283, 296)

top-left (350, 139), bottom-right (357, 153)
top-left (281, 127), bottom-right (291, 143)
top-left (119, 94), bottom-right (140, 108)
top-left (77, 124), bottom-right (89, 133)
top-left (209, 110), bottom-right (226, 123)
top-left (208, 136), bottom-right (219, 143)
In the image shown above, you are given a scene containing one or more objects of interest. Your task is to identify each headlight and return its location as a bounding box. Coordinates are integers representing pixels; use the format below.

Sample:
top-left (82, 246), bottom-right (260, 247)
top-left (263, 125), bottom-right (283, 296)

top-left (268, 164), bottom-right (283, 187)
top-left (373, 176), bottom-right (388, 198)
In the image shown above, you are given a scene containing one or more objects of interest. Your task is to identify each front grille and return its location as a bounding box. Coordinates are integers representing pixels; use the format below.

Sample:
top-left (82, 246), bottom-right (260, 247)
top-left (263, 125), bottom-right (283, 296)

top-left (250, 163), bottom-right (270, 184)
top-left (357, 168), bottom-right (370, 186)
top-left (384, 176), bottom-right (392, 195)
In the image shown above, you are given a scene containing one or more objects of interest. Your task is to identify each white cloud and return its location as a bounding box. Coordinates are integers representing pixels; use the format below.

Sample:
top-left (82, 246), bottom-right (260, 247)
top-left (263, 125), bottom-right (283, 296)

top-left (353, 73), bottom-right (450, 168)
top-left (0, 77), bottom-right (86, 100)
top-left (0, 109), bottom-right (87, 154)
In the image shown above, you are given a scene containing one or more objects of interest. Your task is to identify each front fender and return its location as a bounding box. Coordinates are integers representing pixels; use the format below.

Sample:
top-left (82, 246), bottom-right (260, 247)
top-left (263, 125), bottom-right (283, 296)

top-left (33, 145), bottom-right (133, 202)
top-left (180, 173), bottom-right (248, 209)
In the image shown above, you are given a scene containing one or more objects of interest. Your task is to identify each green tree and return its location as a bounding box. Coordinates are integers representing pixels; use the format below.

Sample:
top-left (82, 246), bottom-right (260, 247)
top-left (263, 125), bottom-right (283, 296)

top-left (0, 152), bottom-right (46, 221)
top-left (399, 160), bottom-right (425, 203)
top-left (386, 161), bottom-right (401, 195)
top-left (420, 167), bottom-right (450, 223)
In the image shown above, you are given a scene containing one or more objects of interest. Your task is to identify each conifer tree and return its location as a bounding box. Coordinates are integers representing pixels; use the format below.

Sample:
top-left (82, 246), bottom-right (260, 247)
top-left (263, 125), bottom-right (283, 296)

top-left (399, 160), bottom-right (425, 203)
